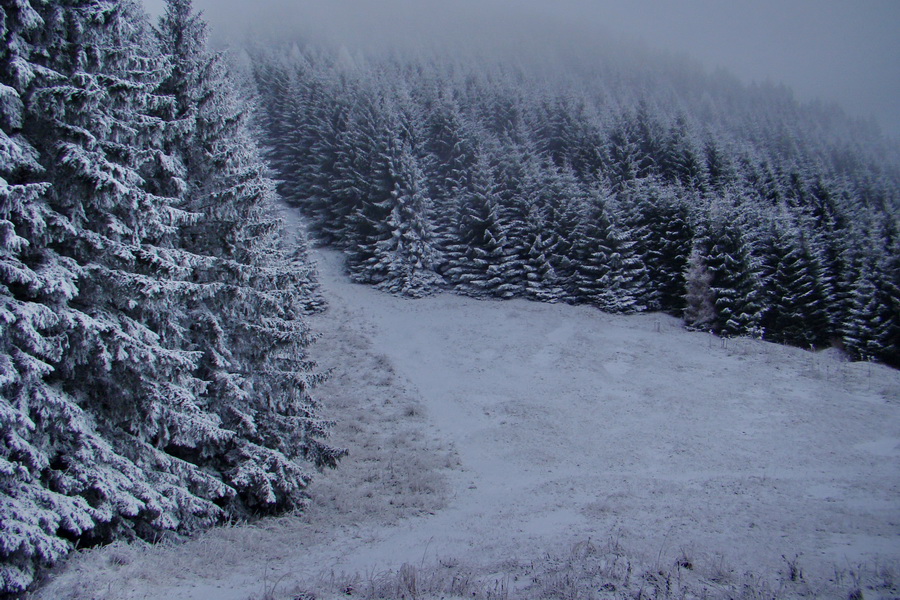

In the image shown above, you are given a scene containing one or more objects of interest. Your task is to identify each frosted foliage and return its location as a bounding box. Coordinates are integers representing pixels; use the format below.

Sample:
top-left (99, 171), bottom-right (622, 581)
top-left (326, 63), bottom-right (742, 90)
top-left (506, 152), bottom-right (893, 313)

top-left (690, 208), bottom-right (764, 337)
top-left (151, 0), bottom-right (342, 512)
top-left (253, 42), bottom-right (899, 363)
top-left (0, 86), bottom-right (22, 133)
top-left (683, 250), bottom-right (716, 330)
top-left (370, 142), bottom-right (443, 297)
top-left (0, 0), bottom-right (340, 593)
top-left (756, 215), bottom-right (832, 347)
top-left (442, 151), bottom-right (511, 298)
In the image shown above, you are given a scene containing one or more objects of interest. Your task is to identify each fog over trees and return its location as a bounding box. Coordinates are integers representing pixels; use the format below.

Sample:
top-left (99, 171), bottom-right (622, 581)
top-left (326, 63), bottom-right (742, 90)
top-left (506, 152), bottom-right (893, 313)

top-left (1, 0), bottom-right (898, 595)
top-left (143, 0), bottom-right (900, 138)
top-left (252, 32), bottom-right (899, 362)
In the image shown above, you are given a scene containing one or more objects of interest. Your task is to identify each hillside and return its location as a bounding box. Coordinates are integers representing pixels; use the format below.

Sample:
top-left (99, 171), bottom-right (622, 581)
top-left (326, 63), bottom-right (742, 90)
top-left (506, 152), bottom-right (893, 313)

top-left (36, 242), bottom-right (900, 600)
top-left (253, 41), bottom-right (900, 366)
top-left (5, 2), bottom-right (900, 598)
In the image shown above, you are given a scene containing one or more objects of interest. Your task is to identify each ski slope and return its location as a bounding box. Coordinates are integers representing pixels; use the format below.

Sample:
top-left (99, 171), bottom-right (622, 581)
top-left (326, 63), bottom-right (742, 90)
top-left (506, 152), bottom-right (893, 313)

top-left (38, 246), bottom-right (900, 600)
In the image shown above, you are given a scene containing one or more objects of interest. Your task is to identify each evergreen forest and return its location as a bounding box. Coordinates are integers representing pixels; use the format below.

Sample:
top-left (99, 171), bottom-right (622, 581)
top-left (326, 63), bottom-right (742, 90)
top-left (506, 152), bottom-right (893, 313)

top-left (1, 0), bottom-right (898, 596)
top-left (252, 41), bottom-right (900, 364)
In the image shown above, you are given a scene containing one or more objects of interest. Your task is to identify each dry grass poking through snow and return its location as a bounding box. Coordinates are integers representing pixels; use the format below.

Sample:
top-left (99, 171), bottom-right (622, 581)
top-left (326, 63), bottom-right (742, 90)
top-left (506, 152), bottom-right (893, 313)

top-left (29, 294), bottom-right (459, 600)
top-left (250, 537), bottom-right (898, 600)
top-left (302, 297), bottom-right (459, 525)
top-left (30, 248), bottom-right (900, 600)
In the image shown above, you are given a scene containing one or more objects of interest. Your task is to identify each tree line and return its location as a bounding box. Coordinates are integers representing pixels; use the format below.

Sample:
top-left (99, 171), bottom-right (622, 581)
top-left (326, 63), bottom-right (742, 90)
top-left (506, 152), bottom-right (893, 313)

top-left (253, 42), bottom-right (899, 365)
top-left (2, 4), bottom-right (898, 595)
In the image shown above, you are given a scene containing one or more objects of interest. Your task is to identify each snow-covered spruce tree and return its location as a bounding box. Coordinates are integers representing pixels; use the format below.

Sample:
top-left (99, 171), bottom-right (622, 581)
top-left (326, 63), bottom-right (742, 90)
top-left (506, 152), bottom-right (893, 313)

top-left (334, 89), bottom-right (397, 275)
top-left (617, 178), bottom-right (694, 314)
top-left (799, 176), bottom-right (854, 334)
top-left (442, 151), bottom-right (511, 297)
top-left (532, 92), bottom-right (605, 178)
top-left (702, 138), bottom-right (737, 193)
top-left (262, 53), bottom-right (356, 247)
top-left (757, 211), bottom-right (831, 348)
top-left (874, 232), bottom-right (900, 367)
top-left (0, 1), bottom-right (340, 593)
top-left (0, 1), bottom-right (225, 593)
top-left (843, 263), bottom-right (887, 362)
top-left (521, 206), bottom-right (565, 303)
top-left (691, 202), bottom-right (764, 337)
top-left (842, 230), bottom-right (900, 366)
top-left (516, 157), bottom-right (588, 303)
top-left (422, 90), bottom-right (477, 261)
top-left (250, 59), bottom-right (296, 192)
top-left (255, 55), bottom-right (314, 210)
top-left (570, 183), bottom-right (648, 313)
top-left (0, 1), bottom-right (104, 592)
top-left (605, 116), bottom-right (643, 190)
top-left (605, 103), bottom-right (663, 187)
top-left (366, 138), bottom-right (443, 297)
top-left (154, 0), bottom-right (342, 510)
top-left (659, 115), bottom-right (707, 190)
top-left (305, 86), bottom-right (356, 247)
top-left (487, 139), bottom-right (539, 299)
top-left (45, 0), bottom-right (261, 535)
top-left (682, 249), bottom-right (717, 330)
top-left (532, 162), bottom-right (584, 303)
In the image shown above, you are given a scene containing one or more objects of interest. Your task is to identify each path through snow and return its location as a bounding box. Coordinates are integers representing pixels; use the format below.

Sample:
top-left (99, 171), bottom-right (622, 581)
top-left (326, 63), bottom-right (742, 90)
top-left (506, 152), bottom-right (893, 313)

top-left (305, 249), bottom-right (900, 579)
top-left (37, 244), bottom-right (900, 600)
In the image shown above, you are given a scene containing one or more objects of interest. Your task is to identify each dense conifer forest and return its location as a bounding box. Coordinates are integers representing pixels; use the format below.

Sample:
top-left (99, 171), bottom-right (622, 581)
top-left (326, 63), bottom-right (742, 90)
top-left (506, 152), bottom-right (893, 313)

top-left (1, 0), bottom-right (899, 596)
top-left (252, 42), bottom-right (899, 365)
top-left (0, 0), bottom-right (342, 594)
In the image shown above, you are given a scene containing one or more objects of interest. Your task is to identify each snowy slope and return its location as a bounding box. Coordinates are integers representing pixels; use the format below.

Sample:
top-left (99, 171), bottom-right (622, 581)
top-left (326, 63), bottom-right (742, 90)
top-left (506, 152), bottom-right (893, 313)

top-left (36, 247), bottom-right (900, 600)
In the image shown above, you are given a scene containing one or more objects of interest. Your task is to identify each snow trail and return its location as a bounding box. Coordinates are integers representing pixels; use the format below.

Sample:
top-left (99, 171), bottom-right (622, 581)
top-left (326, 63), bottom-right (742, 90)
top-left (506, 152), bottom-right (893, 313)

top-left (37, 246), bottom-right (900, 600)
top-left (309, 249), bottom-right (900, 579)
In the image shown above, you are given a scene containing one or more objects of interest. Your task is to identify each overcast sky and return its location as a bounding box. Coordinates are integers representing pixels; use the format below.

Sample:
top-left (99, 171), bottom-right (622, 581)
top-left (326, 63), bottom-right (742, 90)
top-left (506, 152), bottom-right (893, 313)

top-left (142, 0), bottom-right (900, 138)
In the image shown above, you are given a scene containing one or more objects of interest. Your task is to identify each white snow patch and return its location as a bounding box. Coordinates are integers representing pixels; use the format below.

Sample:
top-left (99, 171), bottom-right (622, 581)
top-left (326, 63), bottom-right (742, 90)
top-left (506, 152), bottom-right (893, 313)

top-left (856, 437), bottom-right (900, 457)
top-left (37, 247), bottom-right (900, 600)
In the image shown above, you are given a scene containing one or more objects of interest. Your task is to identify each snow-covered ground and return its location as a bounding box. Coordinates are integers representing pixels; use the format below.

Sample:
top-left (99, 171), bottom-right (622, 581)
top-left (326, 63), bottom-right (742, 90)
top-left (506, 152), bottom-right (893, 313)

top-left (35, 246), bottom-right (900, 600)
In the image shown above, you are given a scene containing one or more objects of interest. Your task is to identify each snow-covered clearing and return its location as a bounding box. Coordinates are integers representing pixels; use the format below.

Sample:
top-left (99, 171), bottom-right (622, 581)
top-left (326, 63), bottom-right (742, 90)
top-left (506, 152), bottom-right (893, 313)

top-left (36, 247), bottom-right (900, 599)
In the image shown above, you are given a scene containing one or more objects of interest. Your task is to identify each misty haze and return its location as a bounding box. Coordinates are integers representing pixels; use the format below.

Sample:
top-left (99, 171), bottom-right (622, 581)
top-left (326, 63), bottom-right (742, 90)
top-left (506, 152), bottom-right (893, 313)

top-left (143, 0), bottom-right (900, 138)
top-left (3, 1), bottom-right (899, 599)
